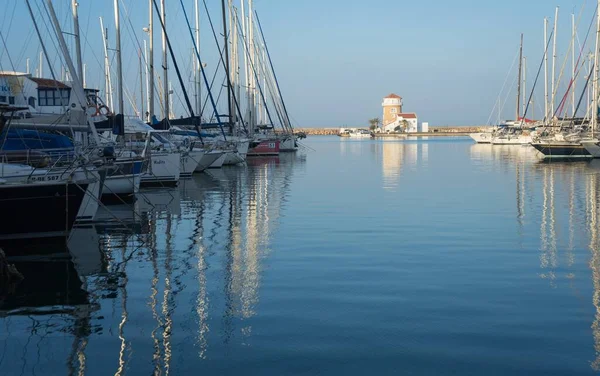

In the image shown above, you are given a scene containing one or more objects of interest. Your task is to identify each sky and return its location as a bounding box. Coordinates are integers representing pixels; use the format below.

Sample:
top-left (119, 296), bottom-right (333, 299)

top-left (0, 0), bottom-right (595, 127)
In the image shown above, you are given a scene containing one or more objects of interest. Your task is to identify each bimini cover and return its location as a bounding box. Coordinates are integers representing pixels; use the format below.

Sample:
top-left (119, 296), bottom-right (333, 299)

top-left (1, 129), bottom-right (74, 150)
top-left (124, 117), bottom-right (154, 133)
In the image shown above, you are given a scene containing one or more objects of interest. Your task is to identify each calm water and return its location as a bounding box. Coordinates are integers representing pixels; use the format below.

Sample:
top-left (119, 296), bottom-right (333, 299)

top-left (4, 136), bottom-right (600, 375)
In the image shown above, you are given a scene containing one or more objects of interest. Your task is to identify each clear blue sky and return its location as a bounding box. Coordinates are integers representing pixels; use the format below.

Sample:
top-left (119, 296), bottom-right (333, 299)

top-left (0, 0), bottom-right (594, 126)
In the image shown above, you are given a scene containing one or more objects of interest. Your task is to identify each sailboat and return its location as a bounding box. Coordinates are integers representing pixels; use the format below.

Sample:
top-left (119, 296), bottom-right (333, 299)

top-left (580, 2), bottom-right (600, 158)
top-left (493, 35), bottom-right (532, 145)
top-left (471, 35), bottom-right (533, 145)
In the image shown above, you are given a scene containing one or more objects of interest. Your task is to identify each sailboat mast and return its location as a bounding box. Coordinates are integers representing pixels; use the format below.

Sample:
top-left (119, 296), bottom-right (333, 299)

top-left (249, 0), bottom-right (256, 129)
top-left (148, 0), bottom-right (155, 120)
top-left (221, 0), bottom-right (233, 133)
top-left (572, 13), bottom-right (576, 117)
top-left (241, 0), bottom-right (249, 129)
top-left (45, 1), bottom-right (85, 107)
top-left (100, 17), bottom-right (114, 110)
top-left (139, 49), bottom-right (144, 118)
top-left (523, 56), bottom-right (527, 118)
top-left (544, 17), bottom-right (549, 120)
top-left (228, 0), bottom-right (236, 128)
top-left (516, 33), bottom-right (523, 121)
top-left (233, 10), bottom-right (241, 116)
top-left (255, 11), bottom-right (294, 132)
top-left (161, 0), bottom-right (169, 120)
top-left (43, 0), bottom-right (99, 143)
top-left (592, 0), bottom-right (600, 134)
top-left (551, 7), bottom-right (559, 119)
top-left (194, 0), bottom-right (201, 115)
top-left (144, 39), bottom-right (150, 120)
top-left (72, 0), bottom-right (83, 82)
top-left (589, 53), bottom-right (593, 117)
top-left (169, 81), bottom-right (174, 118)
top-left (114, 0), bottom-right (124, 114)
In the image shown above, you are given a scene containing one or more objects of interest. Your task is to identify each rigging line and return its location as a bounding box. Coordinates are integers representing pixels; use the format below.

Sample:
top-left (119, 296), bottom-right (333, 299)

top-left (82, 0), bottom-right (93, 58)
top-left (571, 63), bottom-right (594, 128)
top-left (175, 0), bottom-right (228, 137)
top-left (79, 25), bottom-right (106, 76)
top-left (151, 0), bottom-right (196, 121)
top-left (200, 44), bottom-right (227, 118)
top-left (0, 0), bottom-right (12, 39)
top-left (255, 11), bottom-right (294, 131)
top-left (487, 49), bottom-right (520, 125)
top-left (120, 0), bottom-right (163, 113)
top-left (522, 28), bottom-right (554, 122)
top-left (557, 52), bottom-right (594, 118)
top-left (198, 0), bottom-right (247, 134)
top-left (234, 14), bottom-right (276, 128)
top-left (39, 0), bottom-right (73, 114)
top-left (35, 0), bottom-right (66, 72)
top-left (556, 4), bottom-right (597, 117)
top-left (0, 0), bottom-right (18, 63)
top-left (14, 28), bottom-right (36, 69)
top-left (552, 4), bottom-right (593, 118)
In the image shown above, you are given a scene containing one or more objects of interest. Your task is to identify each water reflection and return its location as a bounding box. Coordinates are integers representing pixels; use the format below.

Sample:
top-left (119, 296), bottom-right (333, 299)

top-left (472, 144), bottom-right (600, 371)
top-left (374, 140), bottom-right (429, 191)
top-left (0, 152), bottom-right (303, 374)
top-left (10, 140), bottom-right (600, 373)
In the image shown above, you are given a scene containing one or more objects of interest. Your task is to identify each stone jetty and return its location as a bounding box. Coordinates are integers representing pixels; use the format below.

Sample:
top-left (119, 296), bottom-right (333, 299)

top-left (288, 126), bottom-right (489, 136)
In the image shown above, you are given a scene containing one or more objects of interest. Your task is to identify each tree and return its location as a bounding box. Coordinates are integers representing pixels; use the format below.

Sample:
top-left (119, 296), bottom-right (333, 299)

top-left (368, 118), bottom-right (379, 130)
top-left (401, 119), bottom-right (409, 132)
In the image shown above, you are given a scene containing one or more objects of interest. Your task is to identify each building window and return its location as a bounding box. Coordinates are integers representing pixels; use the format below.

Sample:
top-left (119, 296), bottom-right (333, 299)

top-left (38, 88), bottom-right (71, 106)
top-left (0, 96), bottom-right (6, 103)
top-left (28, 96), bottom-right (36, 108)
top-left (59, 89), bottom-right (70, 105)
top-left (391, 108), bottom-right (397, 113)
top-left (8, 96), bottom-right (14, 105)
top-left (38, 90), bottom-right (48, 106)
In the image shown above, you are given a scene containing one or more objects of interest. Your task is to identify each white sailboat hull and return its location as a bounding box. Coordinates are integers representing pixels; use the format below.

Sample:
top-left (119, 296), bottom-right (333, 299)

top-left (0, 164), bottom-right (101, 222)
top-left (104, 174), bottom-right (141, 196)
top-left (74, 169), bottom-right (102, 223)
top-left (222, 140), bottom-right (249, 165)
top-left (180, 150), bottom-right (204, 177)
top-left (279, 136), bottom-right (297, 151)
top-left (142, 152), bottom-right (181, 185)
top-left (209, 153), bottom-right (227, 168)
top-left (581, 140), bottom-right (600, 158)
top-left (195, 150), bottom-right (223, 172)
top-left (469, 132), bottom-right (493, 144)
top-left (491, 135), bottom-right (532, 145)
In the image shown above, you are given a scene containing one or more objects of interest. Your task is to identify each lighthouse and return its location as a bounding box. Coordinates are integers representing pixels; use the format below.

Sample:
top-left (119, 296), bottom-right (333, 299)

top-left (382, 93), bottom-right (403, 126)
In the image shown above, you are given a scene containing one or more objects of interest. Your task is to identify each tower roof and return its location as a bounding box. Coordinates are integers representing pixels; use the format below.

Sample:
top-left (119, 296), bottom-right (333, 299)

top-left (385, 93), bottom-right (402, 99)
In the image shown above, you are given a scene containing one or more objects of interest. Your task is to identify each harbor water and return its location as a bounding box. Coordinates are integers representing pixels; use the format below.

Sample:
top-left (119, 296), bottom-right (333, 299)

top-left (4, 136), bottom-right (600, 375)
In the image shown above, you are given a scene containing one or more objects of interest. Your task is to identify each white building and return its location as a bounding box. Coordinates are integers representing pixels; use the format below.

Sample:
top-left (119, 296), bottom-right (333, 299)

top-left (0, 71), bottom-right (102, 116)
top-left (382, 112), bottom-right (418, 133)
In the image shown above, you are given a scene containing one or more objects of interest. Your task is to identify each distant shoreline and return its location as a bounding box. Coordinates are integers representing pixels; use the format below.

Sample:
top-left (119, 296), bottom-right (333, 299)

top-left (290, 126), bottom-right (489, 136)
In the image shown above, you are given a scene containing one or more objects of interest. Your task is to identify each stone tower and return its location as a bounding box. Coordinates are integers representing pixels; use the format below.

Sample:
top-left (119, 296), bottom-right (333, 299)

top-left (382, 93), bottom-right (403, 126)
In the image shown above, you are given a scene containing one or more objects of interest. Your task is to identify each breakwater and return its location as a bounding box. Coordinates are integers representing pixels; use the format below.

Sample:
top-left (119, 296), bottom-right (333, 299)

top-left (291, 126), bottom-right (489, 136)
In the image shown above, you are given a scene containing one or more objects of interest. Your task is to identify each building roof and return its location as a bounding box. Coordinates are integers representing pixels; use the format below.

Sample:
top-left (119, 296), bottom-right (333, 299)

top-left (0, 71), bottom-right (29, 77)
top-left (29, 77), bottom-right (70, 89)
top-left (398, 113), bottom-right (417, 119)
top-left (385, 93), bottom-right (402, 99)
